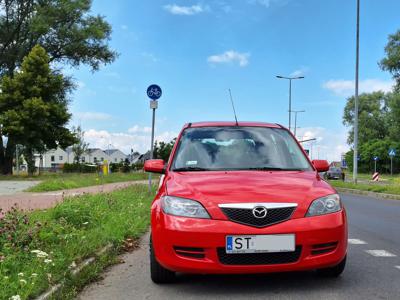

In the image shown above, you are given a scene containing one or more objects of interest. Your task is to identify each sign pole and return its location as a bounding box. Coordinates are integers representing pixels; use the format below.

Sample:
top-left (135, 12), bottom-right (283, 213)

top-left (374, 160), bottom-right (377, 173)
top-left (149, 106), bottom-right (156, 192)
top-left (146, 84), bottom-right (162, 193)
top-left (391, 156), bottom-right (393, 176)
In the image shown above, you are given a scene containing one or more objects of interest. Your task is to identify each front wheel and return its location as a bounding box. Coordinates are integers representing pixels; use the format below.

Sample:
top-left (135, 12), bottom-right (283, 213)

top-left (150, 237), bottom-right (176, 283)
top-left (316, 255), bottom-right (346, 277)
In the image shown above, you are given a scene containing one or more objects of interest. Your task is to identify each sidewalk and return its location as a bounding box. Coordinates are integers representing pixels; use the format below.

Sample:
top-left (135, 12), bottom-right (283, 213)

top-left (0, 180), bottom-right (147, 214)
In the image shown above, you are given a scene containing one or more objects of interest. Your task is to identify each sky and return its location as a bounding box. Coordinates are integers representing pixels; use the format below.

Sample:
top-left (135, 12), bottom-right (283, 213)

top-left (67, 0), bottom-right (400, 160)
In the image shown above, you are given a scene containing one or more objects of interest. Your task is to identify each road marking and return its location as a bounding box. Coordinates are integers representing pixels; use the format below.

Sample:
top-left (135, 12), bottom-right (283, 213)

top-left (348, 238), bottom-right (367, 245)
top-left (365, 250), bottom-right (397, 257)
top-left (395, 266), bottom-right (400, 270)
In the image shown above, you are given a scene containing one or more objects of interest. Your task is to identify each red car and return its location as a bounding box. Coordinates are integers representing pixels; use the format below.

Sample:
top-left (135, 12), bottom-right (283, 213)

top-left (145, 122), bottom-right (347, 283)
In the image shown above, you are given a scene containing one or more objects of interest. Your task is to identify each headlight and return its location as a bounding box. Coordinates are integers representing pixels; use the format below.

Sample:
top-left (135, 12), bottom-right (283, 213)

top-left (161, 196), bottom-right (210, 219)
top-left (306, 194), bottom-right (342, 217)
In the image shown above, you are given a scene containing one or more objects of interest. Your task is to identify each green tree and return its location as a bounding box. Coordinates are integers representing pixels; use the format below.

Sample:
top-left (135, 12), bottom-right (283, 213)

top-left (0, 45), bottom-right (76, 174)
top-left (0, 0), bottom-right (117, 174)
top-left (153, 138), bottom-right (176, 162)
top-left (72, 125), bottom-right (89, 164)
top-left (343, 92), bottom-right (389, 145)
top-left (380, 30), bottom-right (400, 91)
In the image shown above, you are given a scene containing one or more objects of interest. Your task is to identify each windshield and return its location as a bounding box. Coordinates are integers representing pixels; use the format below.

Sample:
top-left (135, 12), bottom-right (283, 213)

top-left (171, 126), bottom-right (312, 171)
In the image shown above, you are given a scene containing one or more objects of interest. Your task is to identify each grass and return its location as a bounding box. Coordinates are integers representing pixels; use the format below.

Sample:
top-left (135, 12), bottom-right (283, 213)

top-left (329, 179), bottom-right (400, 196)
top-left (24, 172), bottom-right (150, 192)
top-left (0, 184), bottom-right (154, 300)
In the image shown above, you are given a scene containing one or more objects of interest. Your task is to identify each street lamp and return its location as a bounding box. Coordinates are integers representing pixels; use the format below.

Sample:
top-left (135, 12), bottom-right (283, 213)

top-left (276, 75), bottom-right (305, 132)
top-left (292, 110), bottom-right (305, 137)
top-left (353, 0), bottom-right (360, 184)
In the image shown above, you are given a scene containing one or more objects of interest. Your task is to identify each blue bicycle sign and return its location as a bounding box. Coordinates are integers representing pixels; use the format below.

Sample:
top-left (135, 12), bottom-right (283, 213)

top-left (147, 84), bottom-right (162, 100)
top-left (389, 148), bottom-right (396, 157)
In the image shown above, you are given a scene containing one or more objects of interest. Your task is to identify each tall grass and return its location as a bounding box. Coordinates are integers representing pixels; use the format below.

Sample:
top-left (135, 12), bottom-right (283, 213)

top-left (0, 185), bottom-right (153, 299)
top-left (26, 172), bottom-right (150, 192)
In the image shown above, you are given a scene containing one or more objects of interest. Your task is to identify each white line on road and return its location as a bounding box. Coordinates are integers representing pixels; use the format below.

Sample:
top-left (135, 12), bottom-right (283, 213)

top-left (348, 238), bottom-right (367, 245)
top-left (365, 250), bottom-right (397, 257)
top-left (395, 266), bottom-right (400, 270)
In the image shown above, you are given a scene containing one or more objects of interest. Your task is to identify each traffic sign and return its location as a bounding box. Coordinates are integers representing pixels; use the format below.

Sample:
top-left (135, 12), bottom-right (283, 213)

top-left (389, 148), bottom-right (396, 157)
top-left (147, 84), bottom-right (162, 100)
top-left (373, 156), bottom-right (379, 161)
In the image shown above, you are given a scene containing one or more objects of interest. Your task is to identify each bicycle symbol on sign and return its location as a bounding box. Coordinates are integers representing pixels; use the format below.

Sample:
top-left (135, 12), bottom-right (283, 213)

top-left (147, 84), bottom-right (162, 100)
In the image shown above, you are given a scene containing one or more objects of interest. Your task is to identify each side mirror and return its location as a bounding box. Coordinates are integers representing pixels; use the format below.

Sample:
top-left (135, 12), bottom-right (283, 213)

top-left (312, 160), bottom-right (329, 172)
top-left (144, 159), bottom-right (165, 174)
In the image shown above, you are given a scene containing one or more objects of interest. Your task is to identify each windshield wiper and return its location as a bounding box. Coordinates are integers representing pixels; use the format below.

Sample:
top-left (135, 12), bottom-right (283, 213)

top-left (173, 167), bottom-right (210, 172)
top-left (240, 167), bottom-right (303, 171)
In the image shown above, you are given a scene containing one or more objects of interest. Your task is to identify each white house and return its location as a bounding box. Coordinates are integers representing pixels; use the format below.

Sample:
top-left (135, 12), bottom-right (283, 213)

top-left (104, 149), bottom-right (127, 163)
top-left (35, 148), bottom-right (68, 168)
top-left (85, 148), bottom-right (109, 164)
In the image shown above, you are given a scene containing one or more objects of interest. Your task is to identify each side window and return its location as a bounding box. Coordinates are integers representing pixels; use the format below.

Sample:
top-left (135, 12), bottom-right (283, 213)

top-left (59, 156), bottom-right (63, 161)
top-left (51, 155), bottom-right (55, 162)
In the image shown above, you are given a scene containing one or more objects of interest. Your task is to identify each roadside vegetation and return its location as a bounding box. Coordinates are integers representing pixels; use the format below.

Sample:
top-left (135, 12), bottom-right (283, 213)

top-left (25, 172), bottom-right (149, 193)
top-left (329, 178), bottom-right (400, 196)
top-left (0, 185), bottom-right (153, 300)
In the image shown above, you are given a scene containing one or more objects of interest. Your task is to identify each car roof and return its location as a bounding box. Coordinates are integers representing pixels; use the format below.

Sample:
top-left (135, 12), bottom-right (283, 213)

top-left (183, 121), bottom-right (283, 129)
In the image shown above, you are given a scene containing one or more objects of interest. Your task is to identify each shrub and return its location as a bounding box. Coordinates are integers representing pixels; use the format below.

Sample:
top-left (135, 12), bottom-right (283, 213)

top-left (63, 163), bottom-right (97, 173)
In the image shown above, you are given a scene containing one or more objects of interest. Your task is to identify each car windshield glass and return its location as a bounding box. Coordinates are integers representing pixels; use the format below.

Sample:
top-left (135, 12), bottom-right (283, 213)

top-left (171, 127), bottom-right (312, 171)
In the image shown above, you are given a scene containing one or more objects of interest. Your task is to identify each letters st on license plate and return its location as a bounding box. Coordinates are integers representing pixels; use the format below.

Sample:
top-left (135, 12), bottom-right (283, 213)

top-left (226, 234), bottom-right (295, 254)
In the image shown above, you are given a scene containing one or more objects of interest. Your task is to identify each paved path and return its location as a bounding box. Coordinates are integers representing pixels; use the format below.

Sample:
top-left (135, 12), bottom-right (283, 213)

top-left (0, 180), bottom-right (147, 214)
top-left (0, 180), bottom-right (41, 196)
top-left (79, 193), bottom-right (400, 300)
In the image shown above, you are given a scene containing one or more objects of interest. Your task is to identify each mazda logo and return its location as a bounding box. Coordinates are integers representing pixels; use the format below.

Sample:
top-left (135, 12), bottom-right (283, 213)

top-left (252, 206), bottom-right (267, 219)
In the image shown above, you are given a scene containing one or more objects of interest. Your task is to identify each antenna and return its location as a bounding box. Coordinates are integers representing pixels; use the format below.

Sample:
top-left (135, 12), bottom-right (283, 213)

top-left (228, 88), bottom-right (239, 126)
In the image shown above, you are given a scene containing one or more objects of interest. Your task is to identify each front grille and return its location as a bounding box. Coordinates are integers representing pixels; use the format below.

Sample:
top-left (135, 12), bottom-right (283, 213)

top-left (217, 246), bottom-right (302, 265)
top-left (220, 206), bottom-right (295, 227)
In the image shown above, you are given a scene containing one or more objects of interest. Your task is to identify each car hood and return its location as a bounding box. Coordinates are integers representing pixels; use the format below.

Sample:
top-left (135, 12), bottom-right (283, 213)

top-left (164, 170), bottom-right (336, 219)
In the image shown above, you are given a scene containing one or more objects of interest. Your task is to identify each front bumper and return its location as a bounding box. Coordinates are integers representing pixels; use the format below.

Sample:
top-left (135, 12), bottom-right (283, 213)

top-left (152, 208), bottom-right (347, 274)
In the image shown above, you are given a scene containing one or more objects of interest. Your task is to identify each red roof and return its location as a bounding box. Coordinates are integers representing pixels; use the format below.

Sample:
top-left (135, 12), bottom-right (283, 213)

top-left (184, 121), bottom-right (283, 128)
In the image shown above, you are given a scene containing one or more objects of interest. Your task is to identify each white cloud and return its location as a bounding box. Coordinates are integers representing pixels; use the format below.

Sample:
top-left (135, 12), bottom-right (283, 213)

top-left (75, 112), bottom-right (113, 121)
top-left (128, 125), bottom-right (152, 134)
top-left (207, 50), bottom-right (250, 67)
top-left (76, 81), bottom-right (86, 89)
top-left (290, 66), bottom-right (309, 77)
top-left (141, 52), bottom-right (158, 62)
top-left (323, 79), bottom-right (394, 96)
top-left (164, 4), bottom-right (205, 15)
top-left (295, 127), bottom-right (348, 162)
top-left (84, 129), bottom-right (177, 154)
top-left (248, 0), bottom-right (271, 8)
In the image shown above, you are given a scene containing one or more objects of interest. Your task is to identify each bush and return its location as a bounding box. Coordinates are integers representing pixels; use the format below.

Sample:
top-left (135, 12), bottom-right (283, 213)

top-left (63, 163), bottom-right (97, 173)
top-left (110, 163), bottom-right (123, 173)
top-left (132, 162), bottom-right (144, 171)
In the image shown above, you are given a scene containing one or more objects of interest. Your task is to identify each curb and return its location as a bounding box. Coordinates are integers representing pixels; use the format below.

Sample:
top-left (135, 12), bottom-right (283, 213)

top-left (336, 187), bottom-right (400, 200)
top-left (35, 243), bottom-right (114, 300)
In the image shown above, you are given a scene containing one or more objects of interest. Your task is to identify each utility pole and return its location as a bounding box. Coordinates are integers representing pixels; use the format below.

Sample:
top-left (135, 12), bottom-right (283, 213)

top-left (353, 0), bottom-right (360, 184)
top-left (276, 76), bottom-right (305, 132)
top-left (16, 145), bottom-right (20, 176)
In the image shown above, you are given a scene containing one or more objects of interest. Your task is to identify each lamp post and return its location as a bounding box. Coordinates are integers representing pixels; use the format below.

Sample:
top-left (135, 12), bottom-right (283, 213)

top-left (276, 75), bottom-right (305, 132)
top-left (292, 110), bottom-right (305, 137)
top-left (353, 0), bottom-right (360, 184)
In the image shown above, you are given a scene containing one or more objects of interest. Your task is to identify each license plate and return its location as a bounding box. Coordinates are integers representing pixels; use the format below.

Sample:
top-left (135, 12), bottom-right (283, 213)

top-left (226, 234), bottom-right (295, 254)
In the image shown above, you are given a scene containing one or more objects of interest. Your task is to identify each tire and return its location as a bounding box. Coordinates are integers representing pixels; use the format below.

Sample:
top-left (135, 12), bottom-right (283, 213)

top-left (317, 255), bottom-right (346, 277)
top-left (150, 237), bottom-right (176, 284)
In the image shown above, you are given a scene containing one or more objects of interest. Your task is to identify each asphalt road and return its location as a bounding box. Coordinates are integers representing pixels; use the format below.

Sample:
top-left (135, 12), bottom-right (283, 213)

top-left (79, 193), bottom-right (400, 300)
